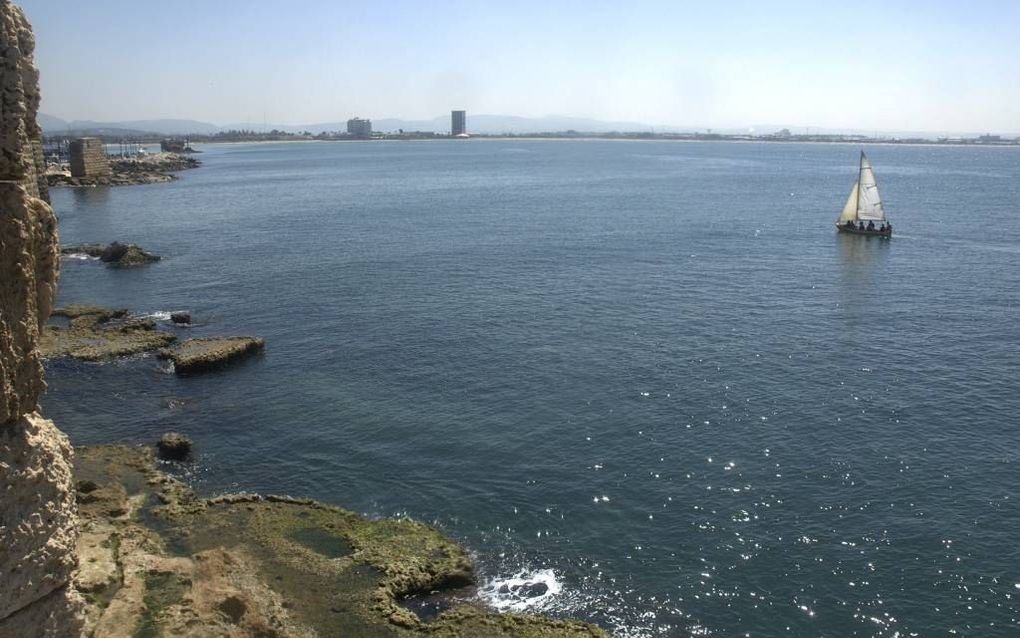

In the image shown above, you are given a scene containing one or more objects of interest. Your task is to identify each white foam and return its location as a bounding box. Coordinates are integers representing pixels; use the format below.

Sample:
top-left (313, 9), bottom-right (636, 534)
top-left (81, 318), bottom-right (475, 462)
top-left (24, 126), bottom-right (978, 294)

top-left (138, 310), bottom-right (186, 322)
top-left (478, 568), bottom-right (562, 612)
top-left (62, 253), bottom-right (99, 261)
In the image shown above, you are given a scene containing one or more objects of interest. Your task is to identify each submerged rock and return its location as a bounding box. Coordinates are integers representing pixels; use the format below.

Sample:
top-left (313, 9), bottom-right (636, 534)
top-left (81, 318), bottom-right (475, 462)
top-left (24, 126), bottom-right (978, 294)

top-left (160, 336), bottom-right (265, 373)
top-left (157, 432), bottom-right (192, 461)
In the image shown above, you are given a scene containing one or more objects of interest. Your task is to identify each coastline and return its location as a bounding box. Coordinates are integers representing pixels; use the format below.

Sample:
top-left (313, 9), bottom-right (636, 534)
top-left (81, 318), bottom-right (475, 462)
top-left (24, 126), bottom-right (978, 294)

top-left (42, 145), bottom-right (610, 636)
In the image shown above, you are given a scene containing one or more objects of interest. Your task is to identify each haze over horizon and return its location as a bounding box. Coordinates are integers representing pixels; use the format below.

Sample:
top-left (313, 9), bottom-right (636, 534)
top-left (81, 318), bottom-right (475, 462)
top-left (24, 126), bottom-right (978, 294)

top-left (19, 0), bottom-right (1020, 135)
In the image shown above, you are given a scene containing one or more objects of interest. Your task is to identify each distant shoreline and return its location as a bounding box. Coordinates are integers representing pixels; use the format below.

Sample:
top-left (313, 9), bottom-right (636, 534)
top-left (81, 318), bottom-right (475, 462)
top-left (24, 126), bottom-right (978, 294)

top-left (176, 136), bottom-right (1020, 150)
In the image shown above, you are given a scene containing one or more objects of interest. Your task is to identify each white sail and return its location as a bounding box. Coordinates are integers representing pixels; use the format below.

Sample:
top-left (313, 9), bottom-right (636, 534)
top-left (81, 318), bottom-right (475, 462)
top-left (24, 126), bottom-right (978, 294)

top-left (855, 154), bottom-right (885, 221)
top-left (837, 181), bottom-right (859, 223)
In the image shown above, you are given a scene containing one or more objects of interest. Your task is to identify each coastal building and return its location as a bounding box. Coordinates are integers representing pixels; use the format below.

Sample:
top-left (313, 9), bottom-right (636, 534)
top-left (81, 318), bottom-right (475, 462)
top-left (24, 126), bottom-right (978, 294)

top-left (69, 137), bottom-right (111, 178)
top-left (451, 110), bottom-right (466, 136)
top-left (347, 118), bottom-right (372, 139)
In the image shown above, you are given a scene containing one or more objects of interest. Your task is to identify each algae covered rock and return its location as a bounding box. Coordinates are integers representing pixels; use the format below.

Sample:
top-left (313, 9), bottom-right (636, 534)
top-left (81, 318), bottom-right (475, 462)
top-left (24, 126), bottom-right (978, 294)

top-left (71, 444), bottom-right (610, 638)
top-left (160, 336), bottom-right (265, 373)
top-left (41, 305), bottom-right (176, 361)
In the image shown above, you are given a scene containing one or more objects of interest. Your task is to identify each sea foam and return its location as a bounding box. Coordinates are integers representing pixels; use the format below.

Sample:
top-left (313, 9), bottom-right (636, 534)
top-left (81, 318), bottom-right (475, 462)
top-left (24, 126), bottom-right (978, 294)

top-left (478, 568), bottom-right (562, 612)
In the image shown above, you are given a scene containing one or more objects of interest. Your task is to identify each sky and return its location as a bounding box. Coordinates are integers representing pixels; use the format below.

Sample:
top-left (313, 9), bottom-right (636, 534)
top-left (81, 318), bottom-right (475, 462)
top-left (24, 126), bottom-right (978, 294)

top-left (19, 0), bottom-right (1020, 133)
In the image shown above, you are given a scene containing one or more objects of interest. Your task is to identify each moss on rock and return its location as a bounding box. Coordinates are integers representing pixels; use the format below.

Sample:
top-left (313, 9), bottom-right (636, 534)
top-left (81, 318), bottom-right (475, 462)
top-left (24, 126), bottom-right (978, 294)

top-left (40, 305), bottom-right (176, 361)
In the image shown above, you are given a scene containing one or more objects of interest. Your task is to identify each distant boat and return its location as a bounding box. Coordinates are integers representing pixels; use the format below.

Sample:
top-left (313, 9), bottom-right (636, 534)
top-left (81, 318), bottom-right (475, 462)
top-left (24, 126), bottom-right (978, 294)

top-left (836, 151), bottom-right (892, 236)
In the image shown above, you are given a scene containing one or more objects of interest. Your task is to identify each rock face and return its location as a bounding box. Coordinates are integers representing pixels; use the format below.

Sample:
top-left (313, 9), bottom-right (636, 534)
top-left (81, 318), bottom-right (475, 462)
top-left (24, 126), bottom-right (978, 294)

top-left (0, 414), bottom-right (85, 632)
top-left (0, 2), bottom-right (85, 634)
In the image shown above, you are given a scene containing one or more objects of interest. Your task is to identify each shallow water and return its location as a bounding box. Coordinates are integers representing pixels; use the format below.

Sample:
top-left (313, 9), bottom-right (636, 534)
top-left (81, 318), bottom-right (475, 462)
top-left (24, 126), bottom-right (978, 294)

top-left (44, 140), bottom-right (1020, 636)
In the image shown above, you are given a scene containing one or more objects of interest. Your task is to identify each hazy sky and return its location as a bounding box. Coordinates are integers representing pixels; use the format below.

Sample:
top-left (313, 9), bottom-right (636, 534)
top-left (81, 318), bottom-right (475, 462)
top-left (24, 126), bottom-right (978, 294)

top-left (19, 0), bottom-right (1020, 132)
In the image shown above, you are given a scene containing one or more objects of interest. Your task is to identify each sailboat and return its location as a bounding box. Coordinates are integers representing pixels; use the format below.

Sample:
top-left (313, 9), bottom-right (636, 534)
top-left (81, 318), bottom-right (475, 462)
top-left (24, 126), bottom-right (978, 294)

top-left (836, 151), bottom-right (892, 236)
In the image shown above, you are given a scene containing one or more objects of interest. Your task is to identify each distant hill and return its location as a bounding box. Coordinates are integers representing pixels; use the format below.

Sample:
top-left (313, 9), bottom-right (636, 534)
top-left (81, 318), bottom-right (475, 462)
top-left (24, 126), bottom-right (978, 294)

top-left (37, 112), bottom-right (69, 131)
top-left (39, 114), bottom-right (220, 136)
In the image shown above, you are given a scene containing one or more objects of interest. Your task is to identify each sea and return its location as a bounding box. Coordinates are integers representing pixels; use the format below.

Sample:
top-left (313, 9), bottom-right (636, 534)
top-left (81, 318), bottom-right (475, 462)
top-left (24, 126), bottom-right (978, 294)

top-left (43, 140), bottom-right (1020, 637)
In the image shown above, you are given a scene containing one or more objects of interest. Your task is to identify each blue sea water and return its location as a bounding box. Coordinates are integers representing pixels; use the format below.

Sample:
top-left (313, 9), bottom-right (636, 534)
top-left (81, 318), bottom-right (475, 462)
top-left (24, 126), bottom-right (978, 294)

top-left (43, 140), bottom-right (1020, 637)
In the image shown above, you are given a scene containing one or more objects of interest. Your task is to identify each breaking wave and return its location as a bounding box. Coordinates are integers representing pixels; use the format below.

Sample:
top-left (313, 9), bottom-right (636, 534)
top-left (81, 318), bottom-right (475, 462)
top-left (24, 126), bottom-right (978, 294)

top-left (477, 568), bottom-right (562, 612)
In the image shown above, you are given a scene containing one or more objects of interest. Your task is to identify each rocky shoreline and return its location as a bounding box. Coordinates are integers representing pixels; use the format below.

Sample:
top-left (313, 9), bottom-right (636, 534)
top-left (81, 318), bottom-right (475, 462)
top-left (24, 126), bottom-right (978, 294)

top-left (46, 152), bottom-right (200, 187)
top-left (40, 304), bottom-right (265, 374)
top-left (73, 443), bottom-right (607, 637)
top-left (61, 242), bottom-right (161, 267)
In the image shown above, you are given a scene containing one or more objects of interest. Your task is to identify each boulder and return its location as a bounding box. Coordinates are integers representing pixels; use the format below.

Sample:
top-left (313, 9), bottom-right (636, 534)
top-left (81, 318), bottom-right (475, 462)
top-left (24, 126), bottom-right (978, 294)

top-left (100, 242), bottom-right (160, 267)
top-left (157, 432), bottom-right (192, 461)
top-left (170, 311), bottom-right (192, 325)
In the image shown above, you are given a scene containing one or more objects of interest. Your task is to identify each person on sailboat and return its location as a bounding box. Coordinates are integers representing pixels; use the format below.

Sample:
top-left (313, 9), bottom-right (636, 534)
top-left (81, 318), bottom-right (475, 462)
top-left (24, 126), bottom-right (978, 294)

top-left (867, 221), bottom-right (875, 231)
top-left (858, 221), bottom-right (865, 231)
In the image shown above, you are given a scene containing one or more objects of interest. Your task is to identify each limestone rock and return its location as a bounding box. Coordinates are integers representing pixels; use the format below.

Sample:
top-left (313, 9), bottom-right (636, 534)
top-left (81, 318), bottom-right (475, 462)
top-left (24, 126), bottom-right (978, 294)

top-left (1, 2), bottom-right (84, 632)
top-left (40, 305), bottom-right (176, 361)
top-left (0, 183), bottom-right (57, 422)
top-left (0, 414), bottom-right (83, 630)
top-left (0, 585), bottom-right (86, 638)
top-left (160, 336), bottom-right (265, 373)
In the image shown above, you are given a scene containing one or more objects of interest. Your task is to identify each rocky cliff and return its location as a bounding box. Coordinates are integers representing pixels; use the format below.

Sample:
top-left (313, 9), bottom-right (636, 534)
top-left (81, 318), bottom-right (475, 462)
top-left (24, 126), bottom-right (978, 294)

top-left (0, 0), bottom-right (85, 635)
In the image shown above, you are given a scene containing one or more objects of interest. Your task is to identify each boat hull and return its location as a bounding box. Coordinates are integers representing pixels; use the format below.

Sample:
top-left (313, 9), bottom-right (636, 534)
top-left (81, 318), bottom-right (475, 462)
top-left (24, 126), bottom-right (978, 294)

top-left (836, 224), bottom-right (892, 237)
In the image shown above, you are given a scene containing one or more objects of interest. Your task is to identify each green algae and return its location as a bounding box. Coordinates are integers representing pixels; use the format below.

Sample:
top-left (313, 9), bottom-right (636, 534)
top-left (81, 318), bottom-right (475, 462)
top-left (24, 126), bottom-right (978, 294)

top-left (134, 572), bottom-right (189, 638)
top-left (289, 526), bottom-right (354, 558)
top-left (41, 305), bottom-right (176, 361)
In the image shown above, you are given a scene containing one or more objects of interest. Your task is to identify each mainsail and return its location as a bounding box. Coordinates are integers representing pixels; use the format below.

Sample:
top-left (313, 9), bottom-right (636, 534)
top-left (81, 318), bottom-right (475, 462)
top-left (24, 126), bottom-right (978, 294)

top-left (836, 152), bottom-right (886, 223)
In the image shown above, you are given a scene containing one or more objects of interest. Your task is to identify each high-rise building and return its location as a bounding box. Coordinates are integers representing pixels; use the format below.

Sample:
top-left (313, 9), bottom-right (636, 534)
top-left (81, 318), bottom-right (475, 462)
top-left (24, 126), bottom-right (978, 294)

top-left (346, 118), bottom-right (372, 139)
top-left (451, 110), bottom-right (467, 136)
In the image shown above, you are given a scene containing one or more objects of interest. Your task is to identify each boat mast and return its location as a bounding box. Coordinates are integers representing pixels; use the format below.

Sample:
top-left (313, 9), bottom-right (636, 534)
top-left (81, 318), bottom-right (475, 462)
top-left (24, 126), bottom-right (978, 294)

top-left (855, 151), bottom-right (864, 220)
